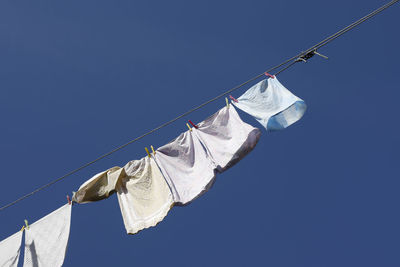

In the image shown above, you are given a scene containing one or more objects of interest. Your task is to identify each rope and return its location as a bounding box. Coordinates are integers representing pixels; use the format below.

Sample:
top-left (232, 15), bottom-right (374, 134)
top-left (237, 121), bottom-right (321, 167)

top-left (0, 0), bottom-right (398, 212)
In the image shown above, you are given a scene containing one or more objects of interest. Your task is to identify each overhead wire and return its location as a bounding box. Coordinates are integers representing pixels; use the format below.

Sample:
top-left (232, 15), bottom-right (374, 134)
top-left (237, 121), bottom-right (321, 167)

top-left (0, 0), bottom-right (398, 212)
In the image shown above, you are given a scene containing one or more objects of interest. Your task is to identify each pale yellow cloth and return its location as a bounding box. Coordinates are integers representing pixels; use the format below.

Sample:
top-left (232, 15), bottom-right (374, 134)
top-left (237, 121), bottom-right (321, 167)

top-left (73, 157), bottom-right (173, 234)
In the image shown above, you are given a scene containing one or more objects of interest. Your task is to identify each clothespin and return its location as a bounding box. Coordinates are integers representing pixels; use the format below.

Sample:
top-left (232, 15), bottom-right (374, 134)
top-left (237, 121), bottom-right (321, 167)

top-left (145, 147), bottom-right (151, 158)
top-left (265, 72), bottom-right (275, 79)
top-left (24, 219), bottom-right (29, 230)
top-left (225, 97), bottom-right (229, 109)
top-left (188, 120), bottom-right (198, 129)
top-left (186, 123), bottom-right (192, 131)
top-left (21, 226), bottom-right (25, 232)
top-left (229, 95), bottom-right (238, 103)
top-left (151, 145), bottom-right (156, 155)
top-left (67, 195), bottom-right (71, 205)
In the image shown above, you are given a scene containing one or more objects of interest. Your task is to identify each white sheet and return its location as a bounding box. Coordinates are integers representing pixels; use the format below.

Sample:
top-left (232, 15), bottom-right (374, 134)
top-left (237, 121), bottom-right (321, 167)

top-left (24, 204), bottom-right (72, 267)
top-left (194, 105), bottom-right (261, 172)
top-left (232, 77), bottom-right (306, 131)
top-left (0, 230), bottom-right (22, 267)
top-left (154, 129), bottom-right (217, 205)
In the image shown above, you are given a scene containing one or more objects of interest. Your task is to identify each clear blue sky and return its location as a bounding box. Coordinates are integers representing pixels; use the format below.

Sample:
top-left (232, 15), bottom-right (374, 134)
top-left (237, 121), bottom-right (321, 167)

top-left (1, 0), bottom-right (399, 266)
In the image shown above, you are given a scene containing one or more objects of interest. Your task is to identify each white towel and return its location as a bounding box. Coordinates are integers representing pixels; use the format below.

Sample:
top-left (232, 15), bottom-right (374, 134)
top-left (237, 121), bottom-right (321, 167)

top-left (73, 157), bottom-right (173, 235)
top-left (154, 129), bottom-right (217, 205)
top-left (23, 204), bottom-right (72, 267)
top-left (194, 105), bottom-right (261, 172)
top-left (232, 77), bottom-right (306, 131)
top-left (0, 231), bottom-right (22, 267)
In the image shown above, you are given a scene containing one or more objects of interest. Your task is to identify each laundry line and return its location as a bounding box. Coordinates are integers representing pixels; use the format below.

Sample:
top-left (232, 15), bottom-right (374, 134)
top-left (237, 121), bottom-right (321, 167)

top-left (0, 0), bottom-right (398, 212)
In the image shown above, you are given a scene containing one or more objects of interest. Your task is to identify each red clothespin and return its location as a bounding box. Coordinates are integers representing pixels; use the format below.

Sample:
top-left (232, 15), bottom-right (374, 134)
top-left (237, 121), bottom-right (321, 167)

top-left (229, 95), bottom-right (238, 103)
top-left (188, 120), bottom-right (198, 129)
top-left (67, 195), bottom-right (71, 205)
top-left (265, 72), bottom-right (275, 79)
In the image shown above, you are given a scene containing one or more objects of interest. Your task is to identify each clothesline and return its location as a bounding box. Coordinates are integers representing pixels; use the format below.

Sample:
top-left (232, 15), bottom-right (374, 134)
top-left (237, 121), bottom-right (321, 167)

top-left (1, 75), bottom-right (306, 266)
top-left (0, 0), bottom-right (398, 212)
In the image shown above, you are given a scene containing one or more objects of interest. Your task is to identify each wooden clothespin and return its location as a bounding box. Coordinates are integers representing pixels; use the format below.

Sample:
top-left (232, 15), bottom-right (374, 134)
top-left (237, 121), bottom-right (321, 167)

top-left (188, 120), bottom-right (198, 129)
top-left (265, 72), bottom-right (275, 79)
top-left (145, 147), bottom-right (151, 158)
top-left (151, 145), bottom-right (156, 155)
top-left (67, 195), bottom-right (72, 205)
top-left (225, 97), bottom-right (229, 109)
top-left (24, 219), bottom-right (29, 230)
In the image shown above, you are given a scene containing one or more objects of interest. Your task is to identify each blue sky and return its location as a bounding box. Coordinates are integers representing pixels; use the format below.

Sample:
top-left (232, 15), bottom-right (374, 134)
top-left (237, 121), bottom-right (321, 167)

top-left (0, 0), bottom-right (399, 266)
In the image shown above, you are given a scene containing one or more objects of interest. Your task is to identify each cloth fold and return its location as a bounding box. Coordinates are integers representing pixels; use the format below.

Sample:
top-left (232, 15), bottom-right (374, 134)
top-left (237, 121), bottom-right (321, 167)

top-left (232, 77), bottom-right (306, 131)
top-left (23, 204), bottom-right (72, 267)
top-left (73, 157), bottom-right (173, 234)
top-left (118, 157), bottom-right (174, 234)
top-left (72, 167), bottom-right (125, 203)
top-left (194, 105), bottom-right (261, 172)
top-left (154, 129), bottom-right (217, 205)
top-left (0, 231), bottom-right (22, 267)
top-left (154, 105), bottom-right (260, 205)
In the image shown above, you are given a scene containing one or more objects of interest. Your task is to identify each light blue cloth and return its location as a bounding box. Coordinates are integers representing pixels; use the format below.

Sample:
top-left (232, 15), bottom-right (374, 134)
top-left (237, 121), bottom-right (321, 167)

top-left (232, 77), bottom-right (306, 131)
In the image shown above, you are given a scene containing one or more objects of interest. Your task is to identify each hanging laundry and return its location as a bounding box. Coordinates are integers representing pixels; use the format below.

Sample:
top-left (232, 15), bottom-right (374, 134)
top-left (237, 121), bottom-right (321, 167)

top-left (23, 203), bottom-right (72, 267)
top-left (154, 105), bottom-right (260, 205)
top-left (73, 157), bottom-right (173, 235)
top-left (0, 231), bottom-right (22, 267)
top-left (154, 129), bottom-right (217, 205)
top-left (194, 105), bottom-right (260, 172)
top-left (232, 77), bottom-right (306, 131)
top-left (72, 167), bottom-right (125, 203)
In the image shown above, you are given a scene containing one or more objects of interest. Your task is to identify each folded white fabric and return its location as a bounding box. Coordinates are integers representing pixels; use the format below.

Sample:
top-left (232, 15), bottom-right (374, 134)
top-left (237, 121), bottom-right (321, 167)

top-left (154, 129), bottom-right (217, 205)
top-left (194, 105), bottom-right (261, 172)
top-left (232, 77), bottom-right (306, 131)
top-left (0, 231), bottom-right (22, 267)
top-left (24, 204), bottom-right (72, 267)
top-left (73, 157), bottom-right (173, 234)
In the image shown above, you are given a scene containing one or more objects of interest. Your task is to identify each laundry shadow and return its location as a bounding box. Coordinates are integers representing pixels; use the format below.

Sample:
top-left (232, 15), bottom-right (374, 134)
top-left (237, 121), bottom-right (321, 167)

top-left (25, 240), bottom-right (39, 267)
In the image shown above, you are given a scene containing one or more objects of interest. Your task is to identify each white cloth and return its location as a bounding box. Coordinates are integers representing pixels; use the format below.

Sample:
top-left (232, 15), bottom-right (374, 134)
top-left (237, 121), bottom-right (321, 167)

top-left (154, 105), bottom-right (260, 205)
top-left (24, 204), bottom-right (72, 267)
top-left (118, 157), bottom-right (173, 234)
top-left (72, 166), bottom-right (125, 203)
top-left (154, 129), bottom-right (217, 205)
top-left (232, 77), bottom-right (306, 131)
top-left (73, 157), bottom-right (173, 235)
top-left (0, 231), bottom-right (22, 267)
top-left (194, 105), bottom-right (261, 172)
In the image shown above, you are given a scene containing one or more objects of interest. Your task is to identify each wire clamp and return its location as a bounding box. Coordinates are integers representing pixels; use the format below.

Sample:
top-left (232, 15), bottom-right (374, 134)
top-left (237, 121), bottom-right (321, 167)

top-left (296, 49), bottom-right (328, 63)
